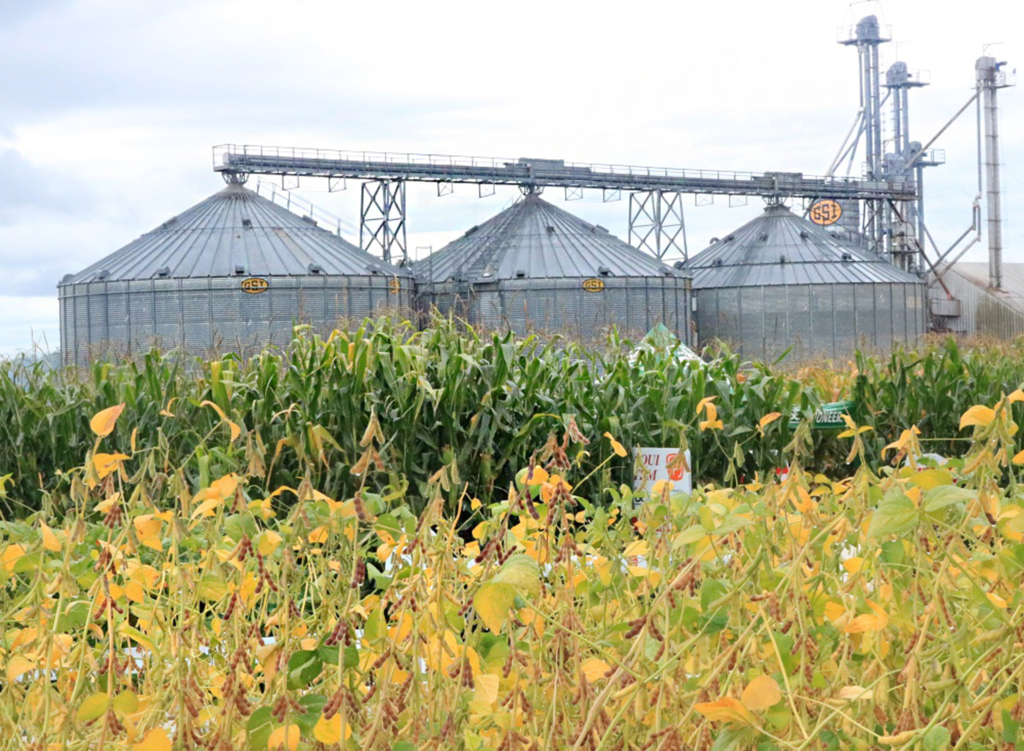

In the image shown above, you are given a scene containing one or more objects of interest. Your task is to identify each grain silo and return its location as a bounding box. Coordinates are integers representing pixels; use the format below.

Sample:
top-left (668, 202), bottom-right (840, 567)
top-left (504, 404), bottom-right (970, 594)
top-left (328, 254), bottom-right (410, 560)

top-left (59, 179), bottom-right (413, 365)
top-left (415, 192), bottom-right (692, 343)
top-left (686, 201), bottom-right (926, 361)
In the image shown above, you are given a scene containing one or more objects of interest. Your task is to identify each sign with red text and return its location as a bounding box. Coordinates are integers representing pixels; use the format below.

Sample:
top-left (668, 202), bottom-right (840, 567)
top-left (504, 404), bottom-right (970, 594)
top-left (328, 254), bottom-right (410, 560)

top-left (632, 447), bottom-right (692, 496)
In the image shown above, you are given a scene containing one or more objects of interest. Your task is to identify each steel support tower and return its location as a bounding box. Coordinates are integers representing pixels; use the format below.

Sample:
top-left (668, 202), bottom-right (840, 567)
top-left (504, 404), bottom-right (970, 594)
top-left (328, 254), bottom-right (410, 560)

top-left (976, 56), bottom-right (1011, 289)
top-left (359, 179), bottom-right (407, 263)
top-left (884, 61), bottom-right (943, 272)
top-left (841, 15), bottom-right (890, 256)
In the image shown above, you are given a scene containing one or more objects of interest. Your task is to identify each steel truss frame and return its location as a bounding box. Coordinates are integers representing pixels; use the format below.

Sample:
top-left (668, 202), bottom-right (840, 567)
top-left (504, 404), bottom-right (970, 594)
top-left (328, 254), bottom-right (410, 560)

top-left (360, 180), bottom-right (407, 263)
top-left (628, 191), bottom-right (687, 261)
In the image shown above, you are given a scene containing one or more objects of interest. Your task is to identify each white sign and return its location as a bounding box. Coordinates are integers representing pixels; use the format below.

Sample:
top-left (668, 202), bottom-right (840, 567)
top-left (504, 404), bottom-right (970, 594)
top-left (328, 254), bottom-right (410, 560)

top-left (632, 447), bottom-right (692, 495)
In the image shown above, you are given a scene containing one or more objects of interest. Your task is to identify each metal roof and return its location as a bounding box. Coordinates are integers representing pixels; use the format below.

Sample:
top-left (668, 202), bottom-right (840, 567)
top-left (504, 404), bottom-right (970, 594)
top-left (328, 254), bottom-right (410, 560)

top-left (414, 193), bottom-right (687, 284)
top-left (61, 183), bottom-right (411, 285)
top-left (685, 203), bottom-right (923, 288)
top-left (943, 262), bottom-right (1024, 317)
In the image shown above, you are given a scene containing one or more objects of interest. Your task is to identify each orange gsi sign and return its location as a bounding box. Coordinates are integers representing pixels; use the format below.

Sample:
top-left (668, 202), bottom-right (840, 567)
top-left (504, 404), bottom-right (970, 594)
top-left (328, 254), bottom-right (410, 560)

top-left (808, 199), bottom-right (843, 226)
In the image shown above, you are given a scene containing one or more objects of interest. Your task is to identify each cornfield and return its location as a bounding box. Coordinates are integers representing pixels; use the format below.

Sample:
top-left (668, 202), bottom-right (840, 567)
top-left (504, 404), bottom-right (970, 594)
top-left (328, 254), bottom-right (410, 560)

top-left (5, 320), bottom-right (1024, 520)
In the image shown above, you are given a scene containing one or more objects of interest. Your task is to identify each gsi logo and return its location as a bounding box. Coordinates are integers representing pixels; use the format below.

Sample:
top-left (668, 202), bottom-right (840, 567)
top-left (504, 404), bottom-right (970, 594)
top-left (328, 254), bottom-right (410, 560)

top-left (240, 277), bottom-right (269, 294)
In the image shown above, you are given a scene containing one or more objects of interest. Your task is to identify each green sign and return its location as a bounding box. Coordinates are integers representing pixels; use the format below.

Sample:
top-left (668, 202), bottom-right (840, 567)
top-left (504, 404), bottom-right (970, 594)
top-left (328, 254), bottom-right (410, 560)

top-left (788, 400), bottom-right (855, 430)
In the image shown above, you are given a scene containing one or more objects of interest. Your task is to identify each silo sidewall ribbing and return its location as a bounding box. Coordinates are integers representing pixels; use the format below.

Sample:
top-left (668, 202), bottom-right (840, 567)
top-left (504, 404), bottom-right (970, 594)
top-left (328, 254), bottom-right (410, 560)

top-left (695, 282), bottom-right (926, 361)
top-left (60, 275), bottom-right (413, 366)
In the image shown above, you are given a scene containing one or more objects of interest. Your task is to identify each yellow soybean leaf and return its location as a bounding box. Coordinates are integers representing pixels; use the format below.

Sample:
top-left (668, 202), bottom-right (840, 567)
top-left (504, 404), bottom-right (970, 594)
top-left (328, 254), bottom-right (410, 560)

top-left (190, 498), bottom-right (221, 520)
top-left (258, 530), bottom-right (283, 556)
top-left (1013, 449), bottom-right (1024, 465)
top-left (95, 492), bottom-right (122, 514)
top-left (741, 675), bottom-right (782, 711)
top-left (6, 655), bottom-right (35, 681)
top-left (268, 725), bottom-right (300, 751)
top-left (313, 713), bottom-right (351, 744)
top-left (842, 557), bottom-right (864, 575)
top-left (623, 540), bottom-right (649, 558)
top-left (199, 400), bottom-right (241, 442)
top-left (112, 690), bottom-right (139, 714)
top-left (132, 727), bottom-right (171, 751)
top-left (90, 403), bottom-right (125, 438)
top-left (581, 658), bottom-right (611, 682)
top-left (76, 692), bottom-right (110, 722)
top-left (758, 412), bottom-right (782, 430)
top-left (39, 521), bottom-right (61, 552)
top-left (474, 673), bottom-right (499, 705)
top-left (133, 516), bottom-right (164, 551)
top-left (844, 601), bottom-right (889, 633)
top-left (987, 592), bottom-right (1009, 609)
top-left (1009, 389), bottom-right (1024, 403)
top-left (125, 581), bottom-right (145, 604)
top-left (823, 598), bottom-right (847, 622)
top-left (696, 396), bottom-right (717, 415)
top-left (694, 697), bottom-right (758, 726)
top-left (603, 432), bottom-right (627, 458)
top-left (960, 405), bottom-right (996, 430)
top-left (94, 454), bottom-right (129, 481)
top-left (2, 544), bottom-right (26, 572)
top-left (474, 582), bottom-right (516, 633)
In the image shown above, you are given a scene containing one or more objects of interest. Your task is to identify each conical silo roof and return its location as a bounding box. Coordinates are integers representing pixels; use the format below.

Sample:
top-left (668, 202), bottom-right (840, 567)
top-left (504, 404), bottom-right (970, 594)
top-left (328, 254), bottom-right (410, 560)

top-left (61, 183), bottom-right (411, 285)
top-left (416, 193), bottom-right (686, 283)
top-left (685, 203), bottom-right (920, 288)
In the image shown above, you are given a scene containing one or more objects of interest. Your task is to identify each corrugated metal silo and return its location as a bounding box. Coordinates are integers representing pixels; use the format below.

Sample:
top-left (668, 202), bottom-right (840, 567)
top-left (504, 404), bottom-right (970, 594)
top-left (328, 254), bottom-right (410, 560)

top-left (58, 181), bottom-right (413, 365)
top-left (415, 193), bottom-right (693, 343)
top-left (686, 202), bottom-right (926, 361)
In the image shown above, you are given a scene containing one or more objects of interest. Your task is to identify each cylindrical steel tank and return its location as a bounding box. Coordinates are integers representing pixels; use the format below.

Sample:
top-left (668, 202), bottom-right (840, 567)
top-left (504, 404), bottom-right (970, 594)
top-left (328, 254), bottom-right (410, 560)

top-left (686, 202), bottom-right (927, 361)
top-left (414, 193), bottom-right (692, 344)
top-left (59, 181), bottom-right (414, 364)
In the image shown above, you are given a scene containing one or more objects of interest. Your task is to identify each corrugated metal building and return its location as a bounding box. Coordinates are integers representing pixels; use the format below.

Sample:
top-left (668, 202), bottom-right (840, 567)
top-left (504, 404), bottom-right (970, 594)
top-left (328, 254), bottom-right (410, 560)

top-left (686, 202), bottom-right (927, 361)
top-left (930, 263), bottom-right (1024, 338)
top-left (415, 193), bottom-right (692, 343)
top-left (59, 182), bottom-right (413, 365)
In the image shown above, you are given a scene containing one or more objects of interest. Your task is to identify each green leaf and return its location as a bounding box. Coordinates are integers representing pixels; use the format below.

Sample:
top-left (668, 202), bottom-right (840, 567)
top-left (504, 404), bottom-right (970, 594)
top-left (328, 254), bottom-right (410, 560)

top-left (294, 694), bottom-right (328, 735)
top-left (393, 743), bottom-right (417, 751)
top-left (867, 493), bottom-right (919, 537)
top-left (12, 550), bottom-right (42, 574)
top-left (922, 724), bottom-right (951, 751)
top-left (673, 525), bottom-right (707, 548)
top-left (56, 601), bottom-right (90, 633)
top-left (317, 645), bottom-right (340, 666)
top-left (908, 468), bottom-right (954, 489)
top-left (343, 645), bottom-right (359, 669)
top-left (712, 515), bottom-right (753, 537)
top-left (111, 690), bottom-right (139, 714)
top-left (710, 726), bottom-right (753, 751)
top-left (76, 692), bottom-right (110, 723)
top-left (287, 650), bottom-right (323, 690)
top-left (923, 486), bottom-right (977, 513)
top-left (491, 554), bottom-right (540, 599)
top-left (247, 707), bottom-right (274, 751)
top-left (364, 607), bottom-right (386, 643)
top-left (474, 582), bottom-right (516, 633)
top-left (196, 575), bottom-right (229, 602)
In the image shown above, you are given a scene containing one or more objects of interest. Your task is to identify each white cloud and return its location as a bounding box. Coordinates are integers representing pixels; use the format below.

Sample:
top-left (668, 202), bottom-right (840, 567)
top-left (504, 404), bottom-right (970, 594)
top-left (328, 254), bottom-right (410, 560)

top-left (0, 0), bottom-right (1022, 352)
top-left (0, 296), bottom-right (59, 356)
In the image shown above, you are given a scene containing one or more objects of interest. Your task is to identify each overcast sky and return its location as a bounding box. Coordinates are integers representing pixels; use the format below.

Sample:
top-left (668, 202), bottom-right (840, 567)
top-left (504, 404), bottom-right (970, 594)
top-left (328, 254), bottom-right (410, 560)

top-left (1, 0), bottom-right (1021, 355)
